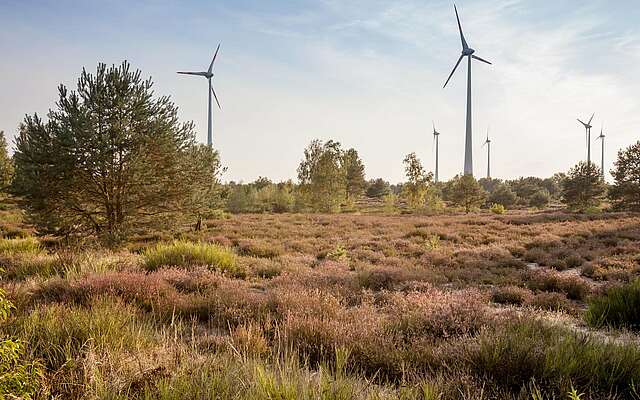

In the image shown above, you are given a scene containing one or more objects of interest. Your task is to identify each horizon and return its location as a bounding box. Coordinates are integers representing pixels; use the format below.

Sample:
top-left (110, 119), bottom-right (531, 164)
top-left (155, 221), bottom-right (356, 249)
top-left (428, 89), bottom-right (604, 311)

top-left (1, 0), bottom-right (639, 183)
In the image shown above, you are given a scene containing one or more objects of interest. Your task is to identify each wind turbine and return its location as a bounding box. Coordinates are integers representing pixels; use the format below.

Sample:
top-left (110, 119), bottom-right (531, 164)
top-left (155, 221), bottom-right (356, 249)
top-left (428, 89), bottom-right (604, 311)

top-left (577, 113), bottom-right (594, 166)
top-left (596, 125), bottom-right (606, 179)
top-left (177, 44), bottom-right (222, 146)
top-left (432, 121), bottom-right (442, 183)
top-left (443, 4), bottom-right (492, 177)
top-left (482, 127), bottom-right (491, 179)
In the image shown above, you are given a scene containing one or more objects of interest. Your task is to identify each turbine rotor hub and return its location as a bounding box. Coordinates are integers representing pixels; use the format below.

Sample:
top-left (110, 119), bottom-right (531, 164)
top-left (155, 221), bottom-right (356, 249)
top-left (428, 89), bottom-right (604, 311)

top-left (462, 47), bottom-right (475, 56)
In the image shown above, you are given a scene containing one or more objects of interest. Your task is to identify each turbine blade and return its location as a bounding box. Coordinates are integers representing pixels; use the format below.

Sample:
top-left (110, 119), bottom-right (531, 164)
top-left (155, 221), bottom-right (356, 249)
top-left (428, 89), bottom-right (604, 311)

top-left (443, 55), bottom-right (464, 88)
top-left (177, 71), bottom-right (208, 76)
top-left (588, 113), bottom-right (595, 125)
top-left (577, 119), bottom-right (587, 126)
top-left (454, 5), bottom-right (468, 49)
top-left (208, 44), bottom-right (221, 74)
top-left (472, 54), bottom-right (492, 65)
top-left (211, 85), bottom-right (221, 109)
top-left (433, 120), bottom-right (436, 133)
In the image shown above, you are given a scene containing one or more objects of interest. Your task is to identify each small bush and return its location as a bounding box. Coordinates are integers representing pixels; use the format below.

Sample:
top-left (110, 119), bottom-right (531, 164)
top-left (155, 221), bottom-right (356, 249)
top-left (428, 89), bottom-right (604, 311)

top-left (490, 203), bottom-right (506, 215)
top-left (143, 240), bottom-right (240, 276)
top-left (326, 244), bottom-right (348, 263)
top-left (586, 279), bottom-right (640, 330)
top-left (492, 286), bottom-right (531, 306)
top-left (237, 240), bottom-right (283, 259)
top-left (526, 292), bottom-right (573, 312)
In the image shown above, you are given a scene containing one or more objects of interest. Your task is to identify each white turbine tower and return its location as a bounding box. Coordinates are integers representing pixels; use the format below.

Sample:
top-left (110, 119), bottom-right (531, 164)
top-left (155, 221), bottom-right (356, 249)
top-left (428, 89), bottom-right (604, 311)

top-left (443, 5), bottom-right (492, 177)
top-left (577, 113), bottom-right (595, 166)
top-left (432, 121), bottom-right (442, 183)
top-left (482, 128), bottom-right (491, 179)
top-left (178, 44), bottom-right (222, 147)
top-left (596, 125), bottom-right (606, 179)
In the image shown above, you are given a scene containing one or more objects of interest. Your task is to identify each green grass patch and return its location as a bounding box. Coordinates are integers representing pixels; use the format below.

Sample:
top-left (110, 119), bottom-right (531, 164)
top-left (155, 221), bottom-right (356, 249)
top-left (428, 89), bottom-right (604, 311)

top-left (143, 240), bottom-right (241, 276)
top-left (6, 297), bottom-right (156, 371)
top-left (0, 237), bottom-right (41, 255)
top-left (586, 279), bottom-right (640, 330)
top-left (470, 318), bottom-right (640, 395)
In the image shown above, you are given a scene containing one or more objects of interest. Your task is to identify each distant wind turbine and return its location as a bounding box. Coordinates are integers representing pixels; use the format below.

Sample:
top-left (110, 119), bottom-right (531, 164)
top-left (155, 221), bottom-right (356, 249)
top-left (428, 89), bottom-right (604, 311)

top-left (596, 125), bottom-right (606, 179)
top-left (577, 113), bottom-right (595, 166)
top-left (482, 128), bottom-right (491, 179)
top-left (432, 121), bottom-right (442, 183)
top-left (443, 4), bottom-right (492, 177)
top-left (178, 44), bottom-right (222, 146)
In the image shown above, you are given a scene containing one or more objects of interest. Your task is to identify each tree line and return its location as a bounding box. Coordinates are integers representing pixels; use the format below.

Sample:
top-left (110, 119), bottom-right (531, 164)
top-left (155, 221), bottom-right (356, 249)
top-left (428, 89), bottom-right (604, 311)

top-left (0, 61), bottom-right (639, 242)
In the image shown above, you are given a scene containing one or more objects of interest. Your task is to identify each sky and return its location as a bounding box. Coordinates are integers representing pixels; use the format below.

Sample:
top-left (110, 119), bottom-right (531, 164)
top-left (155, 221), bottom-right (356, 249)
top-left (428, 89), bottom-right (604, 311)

top-left (1, 0), bottom-right (639, 183)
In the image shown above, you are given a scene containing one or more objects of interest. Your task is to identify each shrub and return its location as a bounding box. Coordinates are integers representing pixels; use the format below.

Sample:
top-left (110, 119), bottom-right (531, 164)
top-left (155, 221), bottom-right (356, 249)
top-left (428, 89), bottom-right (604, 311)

top-left (490, 203), bottom-right (506, 215)
top-left (491, 286), bottom-right (531, 306)
top-left (529, 190), bottom-right (550, 209)
top-left (143, 240), bottom-right (240, 275)
top-left (326, 244), bottom-right (348, 263)
top-left (526, 292), bottom-right (573, 312)
top-left (586, 279), bottom-right (640, 330)
top-left (237, 240), bottom-right (283, 259)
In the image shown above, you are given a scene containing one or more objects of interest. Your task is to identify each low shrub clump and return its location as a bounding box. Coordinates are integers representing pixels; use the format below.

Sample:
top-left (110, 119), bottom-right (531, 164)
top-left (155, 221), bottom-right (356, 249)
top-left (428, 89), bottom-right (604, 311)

top-left (490, 203), bottom-right (506, 215)
top-left (143, 240), bottom-right (241, 276)
top-left (585, 279), bottom-right (640, 330)
top-left (491, 286), bottom-right (532, 306)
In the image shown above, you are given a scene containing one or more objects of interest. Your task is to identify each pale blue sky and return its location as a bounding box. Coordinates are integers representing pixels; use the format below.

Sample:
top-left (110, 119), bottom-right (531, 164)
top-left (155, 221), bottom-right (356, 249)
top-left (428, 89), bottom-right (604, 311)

top-left (1, 0), bottom-right (639, 182)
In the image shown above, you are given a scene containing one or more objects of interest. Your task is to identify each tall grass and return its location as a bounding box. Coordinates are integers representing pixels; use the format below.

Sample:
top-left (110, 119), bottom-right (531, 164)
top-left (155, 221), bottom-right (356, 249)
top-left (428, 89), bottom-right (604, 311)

top-left (7, 297), bottom-right (156, 371)
top-left (470, 318), bottom-right (640, 395)
top-left (0, 237), bottom-right (41, 255)
top-left (142, 241), bottom-right (241, 276)
top-left (585, 279), bottom-right (640, 330)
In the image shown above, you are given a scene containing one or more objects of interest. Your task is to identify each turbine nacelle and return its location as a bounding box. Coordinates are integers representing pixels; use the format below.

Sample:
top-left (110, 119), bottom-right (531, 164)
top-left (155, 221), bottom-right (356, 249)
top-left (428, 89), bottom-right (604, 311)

top-left (462, 47), bottom-right (475, 56)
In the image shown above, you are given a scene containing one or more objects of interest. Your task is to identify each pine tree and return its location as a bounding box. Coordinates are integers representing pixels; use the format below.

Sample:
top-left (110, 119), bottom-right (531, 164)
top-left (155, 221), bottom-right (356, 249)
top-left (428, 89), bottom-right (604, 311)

top-left (448, 175), bottom-right (487, 213)
top-left (0, 131), bottom-right (13, 190)
top-left (12, 62), bottom-right (224, 240)
top-left (343, 148), bottom-right (366, 200)
top-left (561, 162), bottom-right (606, 211)
top-left (609, 141), bottom-right (640, 211)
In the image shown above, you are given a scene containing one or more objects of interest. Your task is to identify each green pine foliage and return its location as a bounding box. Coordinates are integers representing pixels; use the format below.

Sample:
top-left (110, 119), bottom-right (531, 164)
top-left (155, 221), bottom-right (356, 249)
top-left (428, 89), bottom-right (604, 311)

top-left (12, 62), bottom-right (224, 241)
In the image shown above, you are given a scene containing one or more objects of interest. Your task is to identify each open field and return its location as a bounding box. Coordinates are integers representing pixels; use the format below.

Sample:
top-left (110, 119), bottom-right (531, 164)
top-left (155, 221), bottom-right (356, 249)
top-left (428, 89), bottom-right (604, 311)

top-left (2, 200), bottom-right (640, 399)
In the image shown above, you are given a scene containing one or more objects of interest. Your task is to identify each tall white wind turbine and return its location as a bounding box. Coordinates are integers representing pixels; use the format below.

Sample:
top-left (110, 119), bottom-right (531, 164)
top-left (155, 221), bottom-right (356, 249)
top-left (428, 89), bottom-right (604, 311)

top-left (178, 44), bottom-right (222, 146)
top-left (433, 121), bottom-right (442, 183)
top-left (482, 128), bottom-right (491, 179)
top-left (443, 5), bottom-right (492, 177)
top-left (577, 113), bottom-right (595, 166)
top-left (596, 125), bottom-right (606, 179)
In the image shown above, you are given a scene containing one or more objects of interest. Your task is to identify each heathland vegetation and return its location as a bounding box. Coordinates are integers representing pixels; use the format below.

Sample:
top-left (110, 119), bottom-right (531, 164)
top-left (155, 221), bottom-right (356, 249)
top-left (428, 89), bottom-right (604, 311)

top-left (1, 62), bottom-right (640, 399)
